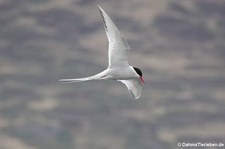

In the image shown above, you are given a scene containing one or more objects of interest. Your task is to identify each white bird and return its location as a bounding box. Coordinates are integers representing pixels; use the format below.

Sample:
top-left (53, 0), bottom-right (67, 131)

top-left (60, 5), bottom-right (144, 99)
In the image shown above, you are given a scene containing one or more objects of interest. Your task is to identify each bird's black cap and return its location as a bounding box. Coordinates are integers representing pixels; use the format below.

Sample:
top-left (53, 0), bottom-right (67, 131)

top-left (133, 67), bottom-right (143, 77)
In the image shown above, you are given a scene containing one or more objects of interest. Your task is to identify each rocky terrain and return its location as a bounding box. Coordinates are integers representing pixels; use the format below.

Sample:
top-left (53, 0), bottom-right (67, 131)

top-left (0, 0), bottom-right (225, 149)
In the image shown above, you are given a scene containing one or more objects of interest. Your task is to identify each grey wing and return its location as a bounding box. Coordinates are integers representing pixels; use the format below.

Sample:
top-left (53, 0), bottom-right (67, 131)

top-left (119, 78), bottom-right (143, 99)
top-left (98, 6), bottom-right (130, 68)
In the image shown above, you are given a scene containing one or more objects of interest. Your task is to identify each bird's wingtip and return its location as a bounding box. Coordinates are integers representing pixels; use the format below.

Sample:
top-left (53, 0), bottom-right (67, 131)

top-left (97, 5), bottom-right (102, 9)
top-left (97, 5), bottom-right (105, 13)
top-left (133, 93), bottom-right (141, 100)
top-left (134, 95), bottom-right (141, 100)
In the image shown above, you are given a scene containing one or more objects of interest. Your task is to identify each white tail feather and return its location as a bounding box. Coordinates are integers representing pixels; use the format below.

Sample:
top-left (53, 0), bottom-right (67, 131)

top-left (59, 78), bottom-right (89, 83)
top-left (59, 70), bottom-right (108, 83)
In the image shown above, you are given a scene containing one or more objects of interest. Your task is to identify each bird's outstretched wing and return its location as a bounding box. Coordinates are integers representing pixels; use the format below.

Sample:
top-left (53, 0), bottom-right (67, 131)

top-left (98, 5), bottom-right (130, 68)
top-left (119, 78), bottom-right (143, 99)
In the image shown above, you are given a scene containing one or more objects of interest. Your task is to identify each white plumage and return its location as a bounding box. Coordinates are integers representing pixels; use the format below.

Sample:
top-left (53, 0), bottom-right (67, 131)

top-left (60, 6), bottom-right (144, 99)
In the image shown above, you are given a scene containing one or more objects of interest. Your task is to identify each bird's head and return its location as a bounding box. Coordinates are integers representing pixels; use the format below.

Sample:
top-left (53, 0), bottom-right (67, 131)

top-left (133, 67), bottom-right (145, 85)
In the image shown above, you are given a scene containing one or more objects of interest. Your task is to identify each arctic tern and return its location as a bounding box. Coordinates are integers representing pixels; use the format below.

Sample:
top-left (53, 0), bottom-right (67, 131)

top-left (60, 6), bottom-right (144, 99)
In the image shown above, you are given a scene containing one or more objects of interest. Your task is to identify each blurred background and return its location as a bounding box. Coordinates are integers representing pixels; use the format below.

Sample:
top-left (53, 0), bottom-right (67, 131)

top-left (0, 0), bottom-right (225, 149)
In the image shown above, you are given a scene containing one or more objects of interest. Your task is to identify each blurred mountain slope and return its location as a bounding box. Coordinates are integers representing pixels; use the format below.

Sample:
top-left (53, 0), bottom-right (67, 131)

top-left (0, 0), bottom-right (225, 149)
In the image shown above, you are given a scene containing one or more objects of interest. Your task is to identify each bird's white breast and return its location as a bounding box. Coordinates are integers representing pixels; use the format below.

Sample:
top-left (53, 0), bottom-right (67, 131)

top-left (106, 66), bottom-right (138, 80)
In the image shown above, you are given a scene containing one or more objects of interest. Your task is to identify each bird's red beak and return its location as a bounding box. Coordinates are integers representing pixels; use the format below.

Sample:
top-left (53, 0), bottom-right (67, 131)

top-left (140, 76), bottom-right (145, 85)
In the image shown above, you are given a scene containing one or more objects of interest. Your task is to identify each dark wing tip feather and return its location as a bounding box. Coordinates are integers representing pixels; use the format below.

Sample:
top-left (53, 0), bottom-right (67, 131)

top-left (97, 6), bottom-right (108, 31)
top-left (129, 89), bottom-right (135, 98)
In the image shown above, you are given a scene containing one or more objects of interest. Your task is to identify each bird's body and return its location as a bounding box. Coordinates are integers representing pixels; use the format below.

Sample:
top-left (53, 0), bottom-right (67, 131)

top-left (60, 6), bottom-right (144, 99)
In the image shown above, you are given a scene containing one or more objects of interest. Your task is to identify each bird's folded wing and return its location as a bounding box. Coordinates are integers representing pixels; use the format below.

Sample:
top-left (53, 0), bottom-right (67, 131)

top-left (119, 78), bottom-right (143, 99)
top-left (98, 5), bottom-right (130, 67)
